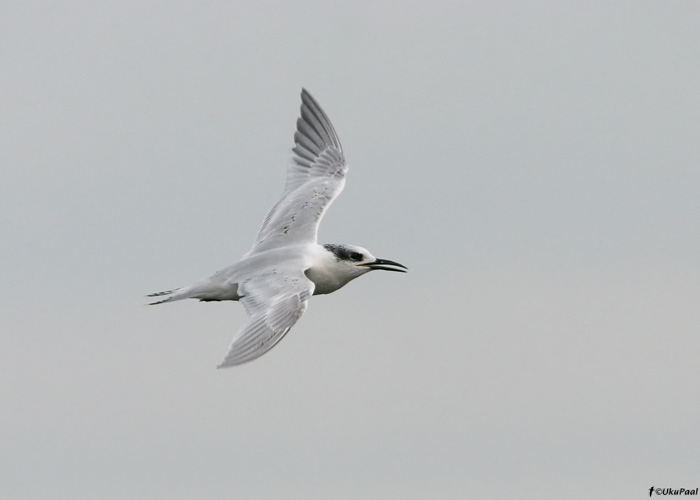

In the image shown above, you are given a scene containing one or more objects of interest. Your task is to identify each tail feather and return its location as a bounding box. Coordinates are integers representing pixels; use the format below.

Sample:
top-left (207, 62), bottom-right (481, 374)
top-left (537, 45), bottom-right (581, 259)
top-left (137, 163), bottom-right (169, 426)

top-left (146, 287), bottom-right (186, 305)
top-left (147, 288), bottom-right (180, 297)
top-left (147, 278), bottom-right (238, 305)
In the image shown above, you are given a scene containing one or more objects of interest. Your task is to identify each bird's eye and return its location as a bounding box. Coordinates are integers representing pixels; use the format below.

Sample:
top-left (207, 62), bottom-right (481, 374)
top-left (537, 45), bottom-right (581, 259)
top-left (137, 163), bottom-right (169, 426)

top-left (350, 252), bottom-right (363, 261)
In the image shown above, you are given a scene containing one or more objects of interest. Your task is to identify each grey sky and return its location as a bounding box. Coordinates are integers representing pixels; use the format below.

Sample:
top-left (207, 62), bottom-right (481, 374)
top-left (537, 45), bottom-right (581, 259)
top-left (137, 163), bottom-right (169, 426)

top-left (2, 2), bottom-right (699, 499)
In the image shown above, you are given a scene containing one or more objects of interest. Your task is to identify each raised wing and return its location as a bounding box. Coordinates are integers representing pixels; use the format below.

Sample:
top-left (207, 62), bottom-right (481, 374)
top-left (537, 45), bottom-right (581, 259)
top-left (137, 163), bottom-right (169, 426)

top-left (247, 89), bottom-right (347, 254)
top-left (217, 268), bottom-right (315, 367)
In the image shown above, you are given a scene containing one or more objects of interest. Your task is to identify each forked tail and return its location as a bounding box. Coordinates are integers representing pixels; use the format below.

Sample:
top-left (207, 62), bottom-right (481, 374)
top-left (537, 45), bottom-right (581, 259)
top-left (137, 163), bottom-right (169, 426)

top-left (146, 288), bottom-right (187, 305)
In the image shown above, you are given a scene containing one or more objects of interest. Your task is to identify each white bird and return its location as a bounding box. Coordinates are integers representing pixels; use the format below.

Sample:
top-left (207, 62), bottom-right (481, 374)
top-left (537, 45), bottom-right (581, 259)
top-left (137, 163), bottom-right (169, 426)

top-left (149, 89), bottom-right (407, 368)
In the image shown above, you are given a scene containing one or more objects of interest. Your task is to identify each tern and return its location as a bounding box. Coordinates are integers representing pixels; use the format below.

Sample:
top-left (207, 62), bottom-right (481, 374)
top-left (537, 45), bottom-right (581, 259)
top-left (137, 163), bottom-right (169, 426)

top-left (148, 89), bottom-right (407, 368)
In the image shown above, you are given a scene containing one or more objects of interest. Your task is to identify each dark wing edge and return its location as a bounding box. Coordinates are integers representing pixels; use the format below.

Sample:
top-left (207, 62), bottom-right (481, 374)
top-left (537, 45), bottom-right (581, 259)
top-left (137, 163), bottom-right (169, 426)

top-left (291, 88), bottom-right (344, 174)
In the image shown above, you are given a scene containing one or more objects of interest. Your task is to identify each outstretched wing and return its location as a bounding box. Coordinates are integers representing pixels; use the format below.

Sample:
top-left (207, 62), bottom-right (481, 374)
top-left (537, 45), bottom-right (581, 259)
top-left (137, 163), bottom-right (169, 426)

top-left (247, 89), bottom-right (347, 254)
top-left (217, 268), bottom-right (315, 368)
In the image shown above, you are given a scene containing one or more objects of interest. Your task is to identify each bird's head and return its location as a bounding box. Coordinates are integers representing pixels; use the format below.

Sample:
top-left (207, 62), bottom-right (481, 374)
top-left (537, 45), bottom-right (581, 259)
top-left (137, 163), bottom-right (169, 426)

top-left (322, 243), bottom-right (407, 278)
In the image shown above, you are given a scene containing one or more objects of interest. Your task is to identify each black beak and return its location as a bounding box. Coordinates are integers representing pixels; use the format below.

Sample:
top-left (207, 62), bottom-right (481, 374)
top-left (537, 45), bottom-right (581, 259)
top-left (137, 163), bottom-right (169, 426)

top-left (362, 258), bottom-right (408, 273)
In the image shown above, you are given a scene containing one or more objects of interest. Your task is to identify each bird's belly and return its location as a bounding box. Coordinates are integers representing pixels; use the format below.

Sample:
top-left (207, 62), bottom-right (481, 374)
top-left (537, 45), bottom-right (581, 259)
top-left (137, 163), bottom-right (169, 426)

top-left (305, 268), bottom-right (346, 295)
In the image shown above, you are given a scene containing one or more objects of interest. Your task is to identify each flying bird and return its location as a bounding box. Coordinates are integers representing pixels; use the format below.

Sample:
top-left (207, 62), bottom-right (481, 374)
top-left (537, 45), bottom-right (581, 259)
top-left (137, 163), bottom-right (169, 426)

top-left (149, 89), bottom-right (407, 368)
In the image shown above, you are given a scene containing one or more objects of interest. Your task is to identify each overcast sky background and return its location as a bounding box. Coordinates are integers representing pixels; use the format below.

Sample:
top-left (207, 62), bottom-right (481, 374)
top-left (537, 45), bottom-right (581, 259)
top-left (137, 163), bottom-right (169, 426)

top-left (2, 2), bottom-right (699, 499)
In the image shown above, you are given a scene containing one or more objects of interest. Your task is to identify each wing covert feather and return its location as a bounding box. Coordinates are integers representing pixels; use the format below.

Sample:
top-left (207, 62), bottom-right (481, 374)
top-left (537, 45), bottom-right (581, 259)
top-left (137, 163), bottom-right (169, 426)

top-left (217, 270), bottom-right (314, 367)
top-left (248, 89), bottom-right (347, 253)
